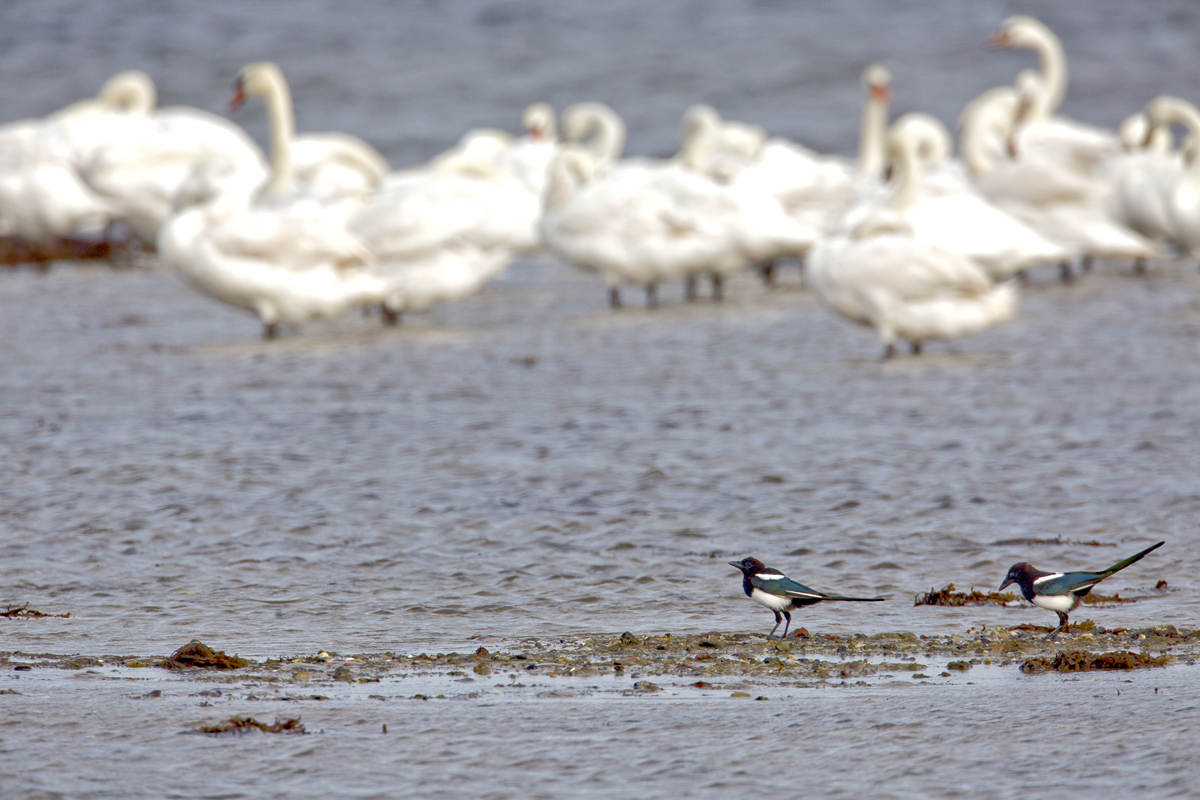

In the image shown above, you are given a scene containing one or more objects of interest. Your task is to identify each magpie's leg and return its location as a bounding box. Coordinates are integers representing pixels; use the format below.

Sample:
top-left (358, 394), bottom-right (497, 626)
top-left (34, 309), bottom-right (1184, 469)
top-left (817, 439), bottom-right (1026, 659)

top-left (781, 610), bottom-right (792, 639)
top-left (1044, 612), bottom-right (1070, 641)
top-left (768, 610), bottom-right (783, 640)
top-left (608, 286), bottom-right (621, 309)
top-left (685, 274), bottom-right (697, 302)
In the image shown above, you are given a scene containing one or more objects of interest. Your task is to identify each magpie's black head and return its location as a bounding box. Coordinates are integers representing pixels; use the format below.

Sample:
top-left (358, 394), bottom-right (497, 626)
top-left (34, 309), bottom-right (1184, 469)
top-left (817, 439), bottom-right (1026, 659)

top-left (999, 562), bottom-right (1036, 591)
top-left (729, 557), bottom-right (766, 576)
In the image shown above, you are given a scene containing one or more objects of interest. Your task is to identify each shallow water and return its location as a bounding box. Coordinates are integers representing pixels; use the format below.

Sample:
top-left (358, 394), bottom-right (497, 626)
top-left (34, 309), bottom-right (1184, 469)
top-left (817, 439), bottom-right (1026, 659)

top-left (3, 1), bottom-right (1200, 798)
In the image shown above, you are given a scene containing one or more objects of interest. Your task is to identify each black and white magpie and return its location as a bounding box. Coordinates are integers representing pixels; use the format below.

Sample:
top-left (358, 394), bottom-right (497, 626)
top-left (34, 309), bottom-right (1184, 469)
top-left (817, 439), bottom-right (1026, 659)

top-left (729, 556), bottom-right (886, 639)
top-left (998, 540), bottom-right (1165, 639)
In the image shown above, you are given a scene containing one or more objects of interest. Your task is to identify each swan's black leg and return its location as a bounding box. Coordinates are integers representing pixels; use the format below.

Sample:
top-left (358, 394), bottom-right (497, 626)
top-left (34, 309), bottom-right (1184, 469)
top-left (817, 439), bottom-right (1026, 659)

top-left (685, 274), bottom-right (697, 302)
top-left (882, 342), bottom-right (896, 360)
top-left (1134, 257), bottom-right (1147, 275)
top-left (760, 261), bottom-right (776, 286)
top-left (712, 273), bottom-right (724, 301)
top-left (645, 283), bottom-right (658, 308)
top-left (911, 341), bottom-right (923, 355)
top-left (1059, 260), bottom-right (1074, 283)
top-left (263, 323), bottom-right (278, 340)
top-left (1081, 254), bottom-right (1093, 272)
top-left (380, 305), bottom-right (399, 326)
top-left (608, 286), bottom-right (621, 309)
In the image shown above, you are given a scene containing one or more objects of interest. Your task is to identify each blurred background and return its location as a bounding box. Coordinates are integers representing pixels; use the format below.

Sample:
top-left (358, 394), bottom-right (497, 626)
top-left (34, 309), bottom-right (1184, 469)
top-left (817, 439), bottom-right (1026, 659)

top-left (3, 0), bottom-right (1198, 167)
top-left (1, 0), bottom-right (1199, 657)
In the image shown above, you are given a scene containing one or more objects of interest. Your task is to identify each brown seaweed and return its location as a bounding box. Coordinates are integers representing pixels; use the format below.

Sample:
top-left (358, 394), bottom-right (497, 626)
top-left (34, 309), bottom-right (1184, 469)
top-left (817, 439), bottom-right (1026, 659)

top-left (914, 584), bottom-right (1018, 606)
top-left (914, 584), bottom-right (1137, 607)
top-left (159, 640), bottom-right (249, 670)
top-left (197, 716), bottom-right (305, 735)
top-left (1, 603), bottom-right (70, 619)
top-left (0, 237), bottom-right (112, 266)
top-left (1020, 650), bottom-right (1172, 673)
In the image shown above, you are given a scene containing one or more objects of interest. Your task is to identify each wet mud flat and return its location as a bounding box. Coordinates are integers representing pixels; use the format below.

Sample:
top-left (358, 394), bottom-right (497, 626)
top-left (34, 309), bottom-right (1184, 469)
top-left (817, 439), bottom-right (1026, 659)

top-left (5, 625), bottom-right (1198, 692)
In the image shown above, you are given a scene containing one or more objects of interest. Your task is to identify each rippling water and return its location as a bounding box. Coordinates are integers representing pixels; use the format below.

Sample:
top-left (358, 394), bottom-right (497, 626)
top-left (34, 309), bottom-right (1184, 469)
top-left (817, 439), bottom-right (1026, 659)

top-left (3, 1), bottom-right (1200, 798)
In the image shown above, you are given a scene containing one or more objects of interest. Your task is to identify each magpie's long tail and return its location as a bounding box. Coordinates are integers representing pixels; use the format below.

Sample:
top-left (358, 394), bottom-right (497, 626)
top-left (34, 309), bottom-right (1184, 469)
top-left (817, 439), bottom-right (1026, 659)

top-left (826, 596), bottom-right (887, 602)
top-left (1100, 541), bottom-right (1165, 578)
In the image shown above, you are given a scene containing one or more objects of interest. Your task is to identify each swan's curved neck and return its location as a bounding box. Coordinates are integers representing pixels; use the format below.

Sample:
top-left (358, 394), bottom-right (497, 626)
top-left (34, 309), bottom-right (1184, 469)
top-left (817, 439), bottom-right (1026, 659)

top-left (959, 87), bottom-right (1017, 177)
top-left (886, 133), bottom-right (922, 211)
top-left (1022, 25), bottom-right (1066, 117)
top-left (858, 87), bottom-right (890, 179)
top-left (257, 70), bottom-right (296, 197)
top-left (564, 104), bottom-right (626, 164)
top-left (544, 148), bottom-right (594, 211)
top-left (1147, 97), bottom-right (1200, 177)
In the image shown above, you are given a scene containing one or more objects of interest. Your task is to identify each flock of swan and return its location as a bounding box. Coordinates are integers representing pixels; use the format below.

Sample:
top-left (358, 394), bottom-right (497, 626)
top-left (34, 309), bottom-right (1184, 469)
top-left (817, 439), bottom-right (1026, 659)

top-left (1, 15), bottom-right (1198, 354)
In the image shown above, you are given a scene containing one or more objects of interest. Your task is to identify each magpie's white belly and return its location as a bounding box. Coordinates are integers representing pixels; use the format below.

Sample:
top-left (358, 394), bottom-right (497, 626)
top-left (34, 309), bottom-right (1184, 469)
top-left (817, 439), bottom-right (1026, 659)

top-left (750, 588), bottom-right (793, 612)
top-left (1032, 592), bottom-right (1080, 614)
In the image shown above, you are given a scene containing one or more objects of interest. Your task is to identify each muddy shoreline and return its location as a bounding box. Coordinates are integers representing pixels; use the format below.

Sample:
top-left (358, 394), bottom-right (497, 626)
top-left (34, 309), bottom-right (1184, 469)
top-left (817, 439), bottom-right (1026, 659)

top-left (5, 626), bottom-right (1196, 690)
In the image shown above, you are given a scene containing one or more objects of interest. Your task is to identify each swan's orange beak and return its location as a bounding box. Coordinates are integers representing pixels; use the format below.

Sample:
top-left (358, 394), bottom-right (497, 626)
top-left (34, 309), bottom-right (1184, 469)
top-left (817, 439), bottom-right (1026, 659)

top-left (990, 30), bottom-right (1011, 49)
top-left (228, 83), bottom-right (246, 112)
top-left (871, 85), bottom-right (892, 106)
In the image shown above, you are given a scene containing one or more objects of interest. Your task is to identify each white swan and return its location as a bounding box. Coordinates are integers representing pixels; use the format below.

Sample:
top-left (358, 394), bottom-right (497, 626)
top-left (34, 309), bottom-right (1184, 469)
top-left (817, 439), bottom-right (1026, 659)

top-left (428, 102), bottom-right (559, 198)
top-left (806, 124), bottom-right (1017, 357)
top-left (351, 158), bottom-right (543, 263)
top-left (341, 104), bottom-right (575, 320)
top-left (229, 62), bottom-right (390, 202)
top-left (348, 168), bottom-right (535, 320)
top-left (154, 64), bottom-right (390, 338)
top-left (678, 104), bottom-right (766, 182)
top-left (886, 113), bottom-right (1069, 280)
top-left (991, 16), bottom-right (1066, 117)
top-left (1105, 106), bottom-right (1187, 264)
top-left (158, 196), bottom-right (386, 338)
top-left (729, 64), bottom-right (893, 254)
top-left (559, 102), bottom-right (627, 170)
top-left (1142, 95), bottom-right (1200, 258)
top-left (0, 71), bottom-right (159, 243)
top-left (79, 106), bottom-right (267, 245)
top-left (540, 146), bottom-right (753, 307)
top-left (960, 74), bottom-right (1154, 273)
top-left (44, 70), bottom-right (157, 123)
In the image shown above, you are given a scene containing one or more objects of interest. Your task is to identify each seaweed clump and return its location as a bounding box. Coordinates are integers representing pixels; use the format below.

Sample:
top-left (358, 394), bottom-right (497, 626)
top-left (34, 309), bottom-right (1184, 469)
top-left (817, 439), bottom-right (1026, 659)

top-left (197, 716), bottom-right (305, 735)
top-left (2, 603), bottom-right (70, 619)
top-left (914, 585), bottom-right (1135, 607)
top-left (914, 584), bottom-right (1017, 606)
top-left (159, 640), bottom-right (249, 670)
top-left (1019, 650), bottom-right (1171, 674)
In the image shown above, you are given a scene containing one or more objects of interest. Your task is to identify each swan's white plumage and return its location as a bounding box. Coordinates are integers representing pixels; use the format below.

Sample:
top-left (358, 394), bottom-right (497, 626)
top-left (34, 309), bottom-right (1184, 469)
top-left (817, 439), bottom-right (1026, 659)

top-left (807, 124), bottom-right (1017, 352)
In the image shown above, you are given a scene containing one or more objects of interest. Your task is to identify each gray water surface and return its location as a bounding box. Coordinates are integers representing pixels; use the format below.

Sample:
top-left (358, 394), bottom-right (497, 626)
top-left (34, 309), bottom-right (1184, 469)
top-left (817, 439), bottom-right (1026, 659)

top-left (3, 2), bottom-right (1200, 798)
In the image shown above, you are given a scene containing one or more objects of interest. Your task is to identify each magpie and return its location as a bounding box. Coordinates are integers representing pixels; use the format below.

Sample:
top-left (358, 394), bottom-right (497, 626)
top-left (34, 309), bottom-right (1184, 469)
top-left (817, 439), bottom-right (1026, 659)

top-left (729, 557), bottom-right (886, 639)
top-left (999, 540), bottom-right (1165, 639)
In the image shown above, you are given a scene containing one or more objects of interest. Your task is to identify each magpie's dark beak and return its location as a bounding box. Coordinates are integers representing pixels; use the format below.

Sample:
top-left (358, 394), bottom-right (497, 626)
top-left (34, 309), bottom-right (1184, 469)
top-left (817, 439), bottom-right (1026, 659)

top-left (729, 561), bottom-right (743, 570)
top-left (998, 575), bottom-right (1014, 591)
